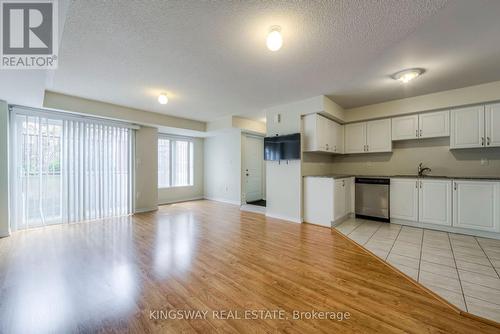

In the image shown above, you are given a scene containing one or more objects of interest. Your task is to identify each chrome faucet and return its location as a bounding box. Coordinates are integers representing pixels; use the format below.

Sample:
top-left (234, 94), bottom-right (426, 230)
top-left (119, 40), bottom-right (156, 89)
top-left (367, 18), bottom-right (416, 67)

top-left (418, 162), bottom-right (431, 177)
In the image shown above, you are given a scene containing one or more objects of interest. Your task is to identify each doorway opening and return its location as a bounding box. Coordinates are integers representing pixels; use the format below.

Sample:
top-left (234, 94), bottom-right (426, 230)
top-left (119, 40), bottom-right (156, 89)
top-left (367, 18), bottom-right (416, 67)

top-left (242, 134), bottom-right (266, 209)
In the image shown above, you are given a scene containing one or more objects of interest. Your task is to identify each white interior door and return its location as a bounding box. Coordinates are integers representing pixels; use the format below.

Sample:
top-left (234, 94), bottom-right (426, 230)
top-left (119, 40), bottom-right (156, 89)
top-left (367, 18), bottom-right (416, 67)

top-left (244, 135), bottom-right (264, 203)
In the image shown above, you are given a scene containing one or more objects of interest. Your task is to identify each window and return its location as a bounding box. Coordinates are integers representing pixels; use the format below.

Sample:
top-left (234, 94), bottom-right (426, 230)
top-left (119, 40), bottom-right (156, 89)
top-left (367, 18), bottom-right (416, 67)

top-left (11, 107), bottom-right (135, 230)
top-left (158, 136), bottom-right (194, 188)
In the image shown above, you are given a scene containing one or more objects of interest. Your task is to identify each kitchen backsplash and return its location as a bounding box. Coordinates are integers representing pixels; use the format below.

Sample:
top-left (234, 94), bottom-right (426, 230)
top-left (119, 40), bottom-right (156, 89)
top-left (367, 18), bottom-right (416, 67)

top-left (302, 137), bottom-right (500, 177)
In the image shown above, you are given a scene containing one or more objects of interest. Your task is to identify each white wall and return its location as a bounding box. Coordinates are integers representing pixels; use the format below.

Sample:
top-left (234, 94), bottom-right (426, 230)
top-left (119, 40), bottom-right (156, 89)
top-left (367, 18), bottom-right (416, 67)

top-left (44, 91), bottom-right (206, 132)
top-left (135, 126), bottom-right (159, 212)
top-left (345, 80), bottom-right (500, 122)
top-left (158, 137), bottom-right (204, 204)
top-left (0, 101), bottom-right (10, 237)
top-left (204, 129), bottom-right (242, 205)
top-left (265, 97), bottom-right (324, 223)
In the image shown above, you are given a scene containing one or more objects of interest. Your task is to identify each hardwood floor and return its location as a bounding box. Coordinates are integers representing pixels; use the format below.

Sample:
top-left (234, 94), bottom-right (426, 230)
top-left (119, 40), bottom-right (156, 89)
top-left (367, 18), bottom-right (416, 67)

top-left (0, 200), bottom-right (498, 333)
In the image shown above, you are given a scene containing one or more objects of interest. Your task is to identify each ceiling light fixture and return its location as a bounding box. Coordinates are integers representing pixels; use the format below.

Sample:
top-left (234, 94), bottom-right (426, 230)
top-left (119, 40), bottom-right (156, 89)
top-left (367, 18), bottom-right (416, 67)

top-left (266, 26), bottom-right (283, 51)
top-left (391, 68), bottom-right (425, 83)
top-left (158, 93), bottom-right (168, 105)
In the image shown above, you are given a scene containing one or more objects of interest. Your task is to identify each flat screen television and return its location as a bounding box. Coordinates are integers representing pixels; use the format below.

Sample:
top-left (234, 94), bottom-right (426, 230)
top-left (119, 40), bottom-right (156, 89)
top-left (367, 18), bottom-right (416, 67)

top-left (264, 133), bottom-right (300, 161)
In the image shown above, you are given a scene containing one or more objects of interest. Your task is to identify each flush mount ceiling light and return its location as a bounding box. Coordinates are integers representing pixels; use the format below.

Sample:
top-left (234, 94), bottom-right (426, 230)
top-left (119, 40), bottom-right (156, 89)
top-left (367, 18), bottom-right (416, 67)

top-left (391, 68), bottom-right (425, 83)
top-left (158, 93), bottom-right (168, 105)
top-left (266, 26), bottom-right (283, 51)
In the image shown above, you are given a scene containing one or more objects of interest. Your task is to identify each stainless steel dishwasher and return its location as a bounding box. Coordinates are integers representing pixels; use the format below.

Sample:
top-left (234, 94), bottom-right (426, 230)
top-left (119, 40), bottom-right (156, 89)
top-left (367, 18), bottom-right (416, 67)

top-left (355, 177), bottom-right (390, 222)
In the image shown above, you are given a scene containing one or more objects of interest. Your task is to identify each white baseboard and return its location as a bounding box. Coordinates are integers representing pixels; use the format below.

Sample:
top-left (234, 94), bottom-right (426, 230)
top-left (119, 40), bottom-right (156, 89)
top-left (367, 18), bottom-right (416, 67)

top-left (265, 212), bottom-right (302, 224)
top-left (134, 207), bottom-right (158, 213)
top-left (204, 197), bottom-right (241, 206)
top-left (240, 204), bottom-right (266, 215)
top-left (391, 218), bottom-right (500, 240)
top-left (158, 197), bottom-right (204, 206)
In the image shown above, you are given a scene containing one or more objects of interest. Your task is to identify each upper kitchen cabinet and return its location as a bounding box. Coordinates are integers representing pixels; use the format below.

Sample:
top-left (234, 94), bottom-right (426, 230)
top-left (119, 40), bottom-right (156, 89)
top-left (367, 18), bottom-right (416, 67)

top-left (392, 115), bottom-right (418, 140)
top-left (344, 122), bottom-right (366, 153)
top-left (450, 105), bottom-right (485, 149)
top-left (302, 113), bottom-right (343, 153)
top-left (485, 103), bottom-right (500, 147)
top-left (366, 119), bottom-right (392, 152)
top-left (419, 110), bottom-right (449, 139)
top-left (345, 119), bottom-right (392, 154)
top-left (392, 110), bottom-right (449, 141)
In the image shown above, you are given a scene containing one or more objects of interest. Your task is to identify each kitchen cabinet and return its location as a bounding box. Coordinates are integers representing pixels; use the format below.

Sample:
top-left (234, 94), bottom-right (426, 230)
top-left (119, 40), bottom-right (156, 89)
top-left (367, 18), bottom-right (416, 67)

top-left (345, 119), bottom-right (392, 154)
top-left (390, 178), bottom-right (419, 221)
top-left (450, 106), bottom-right (485, 149)
top-left (392, 115), bottom-right (419, 140)
top-left (392, 110), bottom-right (449, 141)
top-left (419, 110), bottom-right (449, 139)
top-left (303, 176), bottom-right (353, 227)
top-left (303, 114), bottom-right (343, 153)
top-left (418, 179), bottom-right (452, 226)
top-left (453, 180), bottom-right (500, 232)
top-left (485, 103), bottom-right (500, 147)
top-left (334, 179), bottom-right (347, 221)
top-left (344, 122), bottom-right (366, 153)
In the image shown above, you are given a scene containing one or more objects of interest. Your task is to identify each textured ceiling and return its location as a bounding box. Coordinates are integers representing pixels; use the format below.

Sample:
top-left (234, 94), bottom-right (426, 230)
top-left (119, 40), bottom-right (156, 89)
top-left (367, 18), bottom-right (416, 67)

top-left (49, 0), bottom-right (500, 122)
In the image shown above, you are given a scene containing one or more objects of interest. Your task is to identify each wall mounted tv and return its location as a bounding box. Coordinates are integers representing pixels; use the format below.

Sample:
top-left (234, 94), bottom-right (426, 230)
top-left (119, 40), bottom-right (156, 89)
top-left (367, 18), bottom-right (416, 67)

top-left (264, 133), bottom-right (301, 161)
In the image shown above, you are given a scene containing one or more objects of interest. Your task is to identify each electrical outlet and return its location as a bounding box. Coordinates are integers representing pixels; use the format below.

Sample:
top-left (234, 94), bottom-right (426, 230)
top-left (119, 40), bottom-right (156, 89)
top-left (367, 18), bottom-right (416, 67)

top-left (481, 158), bottom-right (489, 166)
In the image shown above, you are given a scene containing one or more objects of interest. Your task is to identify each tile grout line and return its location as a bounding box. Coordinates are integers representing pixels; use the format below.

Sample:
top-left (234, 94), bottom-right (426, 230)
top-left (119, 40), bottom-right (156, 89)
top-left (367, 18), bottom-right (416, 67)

top-left (474, 236), bottom-right (500, 279)
top-left (360, 222), bottom-right (384, 246)
top-left (385, 224), bottom-right (403, 261)
top-left (448, 232), bottom-right (468, 312)
top-left (416, 228), bottom-right (425, 282)
top-left (346, 220), bottom-right (365, 237)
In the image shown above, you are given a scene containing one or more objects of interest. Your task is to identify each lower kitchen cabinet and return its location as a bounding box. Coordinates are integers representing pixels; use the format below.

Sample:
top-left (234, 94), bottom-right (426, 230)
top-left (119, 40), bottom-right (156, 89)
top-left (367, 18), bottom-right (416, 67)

top-left (390, 178), bottom-right (419, 221)
top-left (303, 177), bottom-right (354, 227)
top-left (419, 179), bottom-right (452, 226)
top-left (453, 180), bottom-right (500, 232)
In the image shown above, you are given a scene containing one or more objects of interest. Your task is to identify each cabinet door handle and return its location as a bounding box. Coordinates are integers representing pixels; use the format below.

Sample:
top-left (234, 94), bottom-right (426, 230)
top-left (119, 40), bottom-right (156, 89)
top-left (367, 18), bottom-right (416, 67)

top-left (487, 137), bottom-right (491, 146)
top-left (420, 181), bottom-right (422, 189)
top-left (454, 182), bottom-right (457, 191)
top-left (416, 129), bottom-right (418, 138)
top-left (420, 129), bottom-right (423, 137)
top-left (415, 180), bottom-right (418, 188)
top-left (366, 145), bottom-right (369, 152)
top-left (481, 137), bottom-right (485, 146)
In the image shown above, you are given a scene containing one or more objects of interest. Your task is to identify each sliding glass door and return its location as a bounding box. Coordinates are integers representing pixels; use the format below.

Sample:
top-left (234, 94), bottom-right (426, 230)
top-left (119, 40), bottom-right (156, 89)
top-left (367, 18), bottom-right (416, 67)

top-left (11, 107), bottom-right (135, 230)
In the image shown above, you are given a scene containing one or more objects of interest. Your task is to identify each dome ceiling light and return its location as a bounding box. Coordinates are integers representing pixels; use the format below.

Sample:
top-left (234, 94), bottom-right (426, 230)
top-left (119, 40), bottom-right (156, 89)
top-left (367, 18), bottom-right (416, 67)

top-left (391, 68), bottom-right (425, 83)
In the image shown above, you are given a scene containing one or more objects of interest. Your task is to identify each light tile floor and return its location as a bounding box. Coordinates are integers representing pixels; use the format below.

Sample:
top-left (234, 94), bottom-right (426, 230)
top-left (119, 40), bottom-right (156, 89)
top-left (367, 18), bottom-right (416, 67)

top-left (335, 218), bottom-right (500, 323)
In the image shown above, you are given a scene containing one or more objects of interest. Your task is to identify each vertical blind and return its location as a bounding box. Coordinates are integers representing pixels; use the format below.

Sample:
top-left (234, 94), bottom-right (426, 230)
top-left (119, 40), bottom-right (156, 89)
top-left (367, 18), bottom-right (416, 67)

top-left (158, 136), bottom-right (194, 188)
top-left (11, 108), bottom-right (135, 230)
